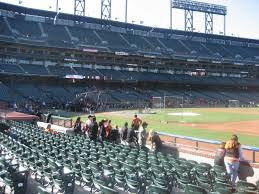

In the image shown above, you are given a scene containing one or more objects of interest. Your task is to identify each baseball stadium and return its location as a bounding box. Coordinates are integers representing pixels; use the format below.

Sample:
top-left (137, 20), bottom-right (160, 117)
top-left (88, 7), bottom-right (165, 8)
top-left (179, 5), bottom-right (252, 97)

top-left (0, 0), bottom-right (259, 193)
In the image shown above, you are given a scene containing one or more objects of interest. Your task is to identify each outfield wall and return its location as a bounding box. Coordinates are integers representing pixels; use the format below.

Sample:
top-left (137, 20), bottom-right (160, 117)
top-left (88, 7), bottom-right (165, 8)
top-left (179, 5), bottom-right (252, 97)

top-left (158, 132), bottom-right (259, 165)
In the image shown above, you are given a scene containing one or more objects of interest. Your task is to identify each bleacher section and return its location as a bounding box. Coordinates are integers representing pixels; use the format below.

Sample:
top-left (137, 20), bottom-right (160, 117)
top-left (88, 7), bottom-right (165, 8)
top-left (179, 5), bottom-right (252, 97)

top-left (20, 64), bottom-right (48, 75)
top-left (0, 121), bottom-right (259, 194)
top-left (0, 64), bottom-right (24, 74)
top-left (8, 16), bottom-right (42, 39)
top-left (0, 17), bottom-right (11, 36)
top-left (0, 9), bottom-right (259, 61)
top-left (1, 2), bottom-right (259, 109)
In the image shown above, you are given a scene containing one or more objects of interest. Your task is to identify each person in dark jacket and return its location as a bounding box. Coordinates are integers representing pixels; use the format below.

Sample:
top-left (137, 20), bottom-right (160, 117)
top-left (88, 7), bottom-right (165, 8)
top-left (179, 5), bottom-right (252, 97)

top-left (0, 122), bottom-right (10, 135)
top-left (120, 122), bottom-right (128, 144)
top-left (46, 112), bottom-right (53, 124)
top-left (89, 117), bottom-right (98, 141)
top-left (73, 117), bottom-right (82, 134)
top-left (214, 142), bottom-right (226, 167)
top-left (126, 127), bottom-right (137, 146)
top-left (0, 122), bottom-right (17, 140)
top-left (98, 119), bottom-right (106, 142)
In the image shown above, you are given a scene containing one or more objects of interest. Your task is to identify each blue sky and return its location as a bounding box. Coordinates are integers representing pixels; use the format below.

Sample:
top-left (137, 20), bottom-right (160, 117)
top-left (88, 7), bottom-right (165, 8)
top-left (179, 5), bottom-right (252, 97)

top-left (1, 0), bottom-right (259, 39)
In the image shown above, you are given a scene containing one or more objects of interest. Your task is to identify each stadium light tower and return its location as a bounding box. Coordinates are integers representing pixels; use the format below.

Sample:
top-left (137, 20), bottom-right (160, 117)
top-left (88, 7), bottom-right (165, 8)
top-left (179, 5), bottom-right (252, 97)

top-left (56, 0), bottom-right (59, 13)
top-left (101, 0), bottom-right (112, 20)
top-left (170, 0), bottom-right (227, 34)
top-left (125, 0), bottom-right (128, 23)
top-left (74, 0), bottom-right (86, 16)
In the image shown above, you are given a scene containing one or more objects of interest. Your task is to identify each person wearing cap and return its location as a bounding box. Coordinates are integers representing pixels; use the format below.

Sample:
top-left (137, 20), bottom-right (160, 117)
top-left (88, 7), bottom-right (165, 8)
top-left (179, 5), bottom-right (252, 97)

top-left (138, 121), bottom-right (148, 148)
top-left (132, 114), bottom-right (142, 131)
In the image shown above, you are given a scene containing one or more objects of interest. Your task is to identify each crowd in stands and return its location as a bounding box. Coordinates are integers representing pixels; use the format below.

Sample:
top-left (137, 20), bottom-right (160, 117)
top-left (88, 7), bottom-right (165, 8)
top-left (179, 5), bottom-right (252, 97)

top-left (71, 114), bottom-right (163, 152)
top-left (42, 118), bottom-right (251, 188)
top-left (1, 118), bottom-right (259, 193)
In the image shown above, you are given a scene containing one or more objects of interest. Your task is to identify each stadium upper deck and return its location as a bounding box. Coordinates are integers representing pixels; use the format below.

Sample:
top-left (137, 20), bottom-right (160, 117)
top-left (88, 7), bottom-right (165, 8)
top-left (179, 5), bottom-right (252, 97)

top-left (0, 1), bottom-right (259, 85)
top-left (0, 2), bottom-right (259, 60)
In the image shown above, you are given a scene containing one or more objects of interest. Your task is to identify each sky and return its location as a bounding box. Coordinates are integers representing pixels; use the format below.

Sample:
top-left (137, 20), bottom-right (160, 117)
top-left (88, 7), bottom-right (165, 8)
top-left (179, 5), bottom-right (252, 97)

top-left (1, 0), bottom-right (259, 40)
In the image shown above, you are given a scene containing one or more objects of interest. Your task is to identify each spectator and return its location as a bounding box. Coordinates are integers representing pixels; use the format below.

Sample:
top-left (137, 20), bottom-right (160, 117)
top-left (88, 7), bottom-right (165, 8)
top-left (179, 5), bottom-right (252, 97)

top-left (110, 125), bottom-right (119, 143)
top-left (105, 120), bottom-right (112, 140)
top-left (120, 122), bottom-right (128, 144)
top-left (89, 117), bottom-right (98, 141)
top-left (13, 101), bottom-right (18, 111)
top-left (149, 130), bottom-right (163, 152)
top-left (85, 115), bottom-right (94, 135)
top-left (0, 122), bottom-right (11, 135)
top-left (214, 142), bottom-right (226, 167)
top-left (138, 121), bottom-right (148, 148)
top-left (0, 122), bottom-right (17, 140)
top-left (98, 119), bottom-right (106, 142)
top-left (44, 123), bottom-right (53, 133)
top-left (131, 114), bottom-right (142, 131)
top-left (46, 112), bottom-right (53, 124)
top-left (73, 117), bottom-right (82, 134)
top-left (224, 134), bottom-right (244, 186)
top-left (126, 127), bottom-right (137, 147)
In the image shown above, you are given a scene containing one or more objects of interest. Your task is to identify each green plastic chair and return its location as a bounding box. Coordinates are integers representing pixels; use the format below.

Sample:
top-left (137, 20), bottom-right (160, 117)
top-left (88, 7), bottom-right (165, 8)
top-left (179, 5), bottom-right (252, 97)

top-left (237, 180), bottom-right (257, 191)
top-left (148, 184), bottom-right (170, 194)
top-left (236, 191), bottom-right (258, 194)
top-left (185, 184), bottom-right (207, 194)
top-left (100, 184), bottom-right (119, 194)
top-left (37, 185), bottom-right (52, 194)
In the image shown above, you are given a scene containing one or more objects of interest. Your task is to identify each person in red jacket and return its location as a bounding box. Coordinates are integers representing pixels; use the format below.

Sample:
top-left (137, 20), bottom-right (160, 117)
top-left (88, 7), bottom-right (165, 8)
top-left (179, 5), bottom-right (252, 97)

top-left (132, 114), bottom-right (142, 131)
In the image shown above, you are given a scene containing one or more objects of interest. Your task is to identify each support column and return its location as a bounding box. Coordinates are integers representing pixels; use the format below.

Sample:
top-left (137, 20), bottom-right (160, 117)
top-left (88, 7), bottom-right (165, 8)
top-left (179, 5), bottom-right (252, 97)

top-left (101, 0), bottom-right (112, 20)
top-left (205, 12), bottom-right (213, 34)
top-left (185, 9), bottom-right (193, 32)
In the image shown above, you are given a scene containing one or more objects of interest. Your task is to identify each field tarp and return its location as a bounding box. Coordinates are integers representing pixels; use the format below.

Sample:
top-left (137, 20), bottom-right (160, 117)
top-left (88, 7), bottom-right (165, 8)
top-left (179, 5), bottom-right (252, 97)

top-left (0, 110), bottom-right (39, 121)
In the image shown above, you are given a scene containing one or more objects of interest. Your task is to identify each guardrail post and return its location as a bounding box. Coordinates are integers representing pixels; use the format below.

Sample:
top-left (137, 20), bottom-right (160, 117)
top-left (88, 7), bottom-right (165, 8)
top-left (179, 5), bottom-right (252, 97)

top-left (196, 141), bottom-right (199, 150)
top-left (253, 151), bottom-right (256, 163)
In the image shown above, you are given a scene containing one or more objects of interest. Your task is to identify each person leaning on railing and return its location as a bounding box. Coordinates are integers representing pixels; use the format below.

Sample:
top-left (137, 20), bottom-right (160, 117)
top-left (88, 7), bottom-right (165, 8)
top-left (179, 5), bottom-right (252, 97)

top-left (224, 134), bottom-right (244, 186)
top-left (148, 129), bottom-right (163, 152)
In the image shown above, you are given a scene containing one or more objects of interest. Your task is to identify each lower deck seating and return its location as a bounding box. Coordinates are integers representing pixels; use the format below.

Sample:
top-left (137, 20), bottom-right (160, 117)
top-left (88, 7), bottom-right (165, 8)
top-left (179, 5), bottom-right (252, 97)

top-left (0, 121), bottom-right (258, 194)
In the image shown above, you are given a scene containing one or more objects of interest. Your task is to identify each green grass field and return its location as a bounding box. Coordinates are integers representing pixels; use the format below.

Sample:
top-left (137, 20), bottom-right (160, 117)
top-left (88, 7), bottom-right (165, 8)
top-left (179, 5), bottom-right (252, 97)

top-left (72, 108), bottom-right (259, 147)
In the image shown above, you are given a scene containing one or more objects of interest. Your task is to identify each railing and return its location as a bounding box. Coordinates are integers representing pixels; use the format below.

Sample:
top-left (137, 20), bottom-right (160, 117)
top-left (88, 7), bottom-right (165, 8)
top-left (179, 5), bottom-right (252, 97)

top-left (42, 114), bottom-right (73, 128)
top-left (158, 132), bottom-right (259, 163)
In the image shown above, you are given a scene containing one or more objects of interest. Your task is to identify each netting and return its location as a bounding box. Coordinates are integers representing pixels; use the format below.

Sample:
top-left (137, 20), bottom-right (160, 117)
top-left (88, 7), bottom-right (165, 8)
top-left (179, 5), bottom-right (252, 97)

top-left (228, 100), bottom-right (240, 107)
top-left (151, 97), bottom-right (163, 110)
top-left (164, 96), bottom-right (184, 109)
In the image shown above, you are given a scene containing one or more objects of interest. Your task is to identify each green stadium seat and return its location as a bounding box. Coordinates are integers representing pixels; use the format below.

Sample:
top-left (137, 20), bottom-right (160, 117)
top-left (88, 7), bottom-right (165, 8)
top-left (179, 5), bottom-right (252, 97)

top-left (37, 185), bottom-right (52, 194)
top-left (237, 180), bottom-right (257, 191)
top-left (100, 184), bottom-right (119, 194)
top-left (148, 184), bottom-right (170, 194)
top-left (185, 184), bottom-right (207, 194)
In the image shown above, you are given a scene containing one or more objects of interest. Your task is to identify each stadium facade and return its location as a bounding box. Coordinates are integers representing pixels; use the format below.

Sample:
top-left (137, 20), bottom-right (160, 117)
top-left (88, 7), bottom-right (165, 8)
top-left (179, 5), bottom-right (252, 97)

top-left (1, 2), bottom-right (259, 110)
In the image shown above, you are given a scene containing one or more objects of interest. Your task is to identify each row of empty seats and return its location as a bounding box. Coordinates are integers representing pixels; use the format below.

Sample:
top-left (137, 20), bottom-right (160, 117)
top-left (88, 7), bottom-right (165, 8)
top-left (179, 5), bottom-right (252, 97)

top-left (1, 63), bottom-right (259, 87)
top-left (1, 14), bottom-right (259, 60)
top-left (1, 121), bottom-right (259, 194)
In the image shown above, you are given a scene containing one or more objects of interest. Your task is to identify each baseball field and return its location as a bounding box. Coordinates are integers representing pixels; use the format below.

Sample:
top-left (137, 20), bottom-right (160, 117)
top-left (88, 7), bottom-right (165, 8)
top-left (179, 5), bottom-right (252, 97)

top-left (73, 108), bottom-right (259, 147)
